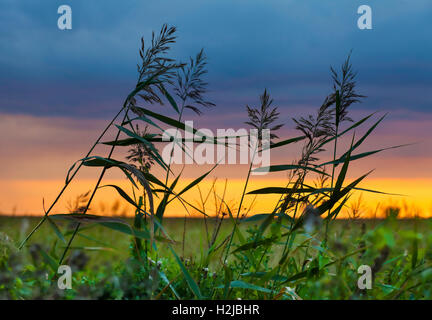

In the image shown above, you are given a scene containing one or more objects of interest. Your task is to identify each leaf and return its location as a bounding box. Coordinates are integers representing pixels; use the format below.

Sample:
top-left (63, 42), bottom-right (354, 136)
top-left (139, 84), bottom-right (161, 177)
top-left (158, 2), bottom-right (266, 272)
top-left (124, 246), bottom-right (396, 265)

top-left (339, 114), bottom-right (387, 162)
top-left (102, 136), bottom-right (220, 147)
top-left (131, 106), bottom-right (204, 138)
top-left (352, 187), bottom-right (404, 196)
top-left (50, 214), bottom-right (173, 243)
top-left (99, 185), bottom-right (141, 212)
top-left (81, 156), bottom-right (122, 168)
top-left (158, 270), bottom-right (181, 299)
top-left (257, 212), bottom-right (277, 240)
top-left (160, 84), bottom-right (180, 113)
top-left (249, 185), bottom-right (402, 197)
top-left (217, 280), bottom-right (273, 294)
top-left (169, 246), bottom-right (202, 299)
top-left (46, 217), bottom-right (66, 244)
top-left (50, 213), bottom-right (126, 224)
top-left (328, 195), bottom-right (351, 220)
top-left (319, 143), bottom-right (412, 167)
top-left (38, 247), bottom-right (58, 272)
top-left (240, 272), bottom-right (288, 282)
top-left (232, 235), bottom-right (279, 253)
top-left (75, 233), bottom-right (114, 249)
top-left (62, 246), bottom-right (116, 252)
top-left (168, 164), bottom-right (218, 203)
top-left (223, 264), bottom-right (233, 299)
top-left (143, 171), bottom-right (164, 186)
top-left (241, 214), bottom-right (274, 223)
top-left (260, 135), bottom-right (305, 151)
top-left (318, 112), bottom-right (376, 150)
top-left (334, 134), bottom-right (355, 195)
top-left (412, 238), bottom-right (418, 270)
top-left (81, 156), bottom-right (156, 213)
top-left (102, 137), bottom-right (140, 146)
top-left (124, 115), bottom-right (164, 132)
top-left (317, 170), bottom-right (373, 214)
top-left (247, 187), bottom-right (327, 195)
top-left (65, 161), bottom-right (78, 184)
top-left (155, 174), bottom-right (180, 230)
top-left (224, 203), bottom-right (247, 247)
top-left (252, 164), bottom-right (329, 176)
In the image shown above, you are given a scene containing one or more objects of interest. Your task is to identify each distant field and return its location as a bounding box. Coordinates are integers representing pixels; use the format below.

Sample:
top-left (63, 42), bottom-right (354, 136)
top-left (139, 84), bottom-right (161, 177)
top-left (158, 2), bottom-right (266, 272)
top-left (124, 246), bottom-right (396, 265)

top-left (1, 216), bottom-right (430, 268)
top-left (1, 216), bottom-right (226, 268)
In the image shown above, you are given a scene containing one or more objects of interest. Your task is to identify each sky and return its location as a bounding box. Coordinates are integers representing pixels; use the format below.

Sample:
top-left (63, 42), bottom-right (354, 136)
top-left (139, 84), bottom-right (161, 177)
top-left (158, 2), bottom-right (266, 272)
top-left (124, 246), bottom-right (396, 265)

top-left (0, 0), bottom-right (431, 217)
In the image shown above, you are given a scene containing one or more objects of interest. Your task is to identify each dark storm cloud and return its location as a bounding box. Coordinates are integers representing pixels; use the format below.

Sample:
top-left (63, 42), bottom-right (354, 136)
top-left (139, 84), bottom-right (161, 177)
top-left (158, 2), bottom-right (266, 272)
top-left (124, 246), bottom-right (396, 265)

top-left (0, 0), bottom-right (431, 118)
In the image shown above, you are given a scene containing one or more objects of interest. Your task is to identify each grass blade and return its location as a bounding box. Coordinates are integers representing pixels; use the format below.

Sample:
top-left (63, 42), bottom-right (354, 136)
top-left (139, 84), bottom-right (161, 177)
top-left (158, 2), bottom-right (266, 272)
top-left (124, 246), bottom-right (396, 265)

top-left (169, 246), bottom-right (203, 299)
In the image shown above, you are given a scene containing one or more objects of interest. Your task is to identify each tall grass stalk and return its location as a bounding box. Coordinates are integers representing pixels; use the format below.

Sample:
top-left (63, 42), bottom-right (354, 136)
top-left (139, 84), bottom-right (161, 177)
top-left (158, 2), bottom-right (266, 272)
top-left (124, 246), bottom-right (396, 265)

top-left (58, 111), bottom-right (129, 264)
top-left (18, 105), bottom-right (127, 250)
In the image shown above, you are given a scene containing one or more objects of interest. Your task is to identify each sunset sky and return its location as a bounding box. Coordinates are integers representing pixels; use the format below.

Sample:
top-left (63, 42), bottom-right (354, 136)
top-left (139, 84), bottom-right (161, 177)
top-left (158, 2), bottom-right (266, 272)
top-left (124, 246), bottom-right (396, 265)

top-left (1, 1), bottom-right (431, 217)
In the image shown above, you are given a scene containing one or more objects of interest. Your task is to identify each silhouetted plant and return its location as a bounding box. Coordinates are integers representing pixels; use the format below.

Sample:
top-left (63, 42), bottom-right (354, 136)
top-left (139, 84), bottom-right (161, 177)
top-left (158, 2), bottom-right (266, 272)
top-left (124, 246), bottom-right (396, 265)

top-left (245, 89), bottom-right (283, 143)
top-left (126, 124), bottom-right (156, 173)
top-left (174, 48), bottom-right (215, 116)
top-left (293, 97), bottom-right (334, 164)
top-left (330, 52), bottom-right (365, 127)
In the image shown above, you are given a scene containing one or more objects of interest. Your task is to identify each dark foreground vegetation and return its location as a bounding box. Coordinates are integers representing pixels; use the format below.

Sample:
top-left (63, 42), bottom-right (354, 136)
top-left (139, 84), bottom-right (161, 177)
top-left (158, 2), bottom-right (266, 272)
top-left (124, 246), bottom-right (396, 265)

top-left (1, 216), bottom-right (431, 299)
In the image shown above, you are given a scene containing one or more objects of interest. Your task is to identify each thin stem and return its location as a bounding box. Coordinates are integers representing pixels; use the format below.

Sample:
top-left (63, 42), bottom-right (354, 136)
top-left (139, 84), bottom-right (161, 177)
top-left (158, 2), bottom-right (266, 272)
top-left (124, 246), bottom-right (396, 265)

top-left (161, 100), bottom-right (186, 216)
top-left (19, 106), bottom-right (127, 250)
top-left (325, 125), bottom-right (339, 243)
top-left (182, 214), bottom-right (187, 256)
top-left (223, 141), bottom-right (258, 262)
top-left (58, 110), bottom-right (129, 264)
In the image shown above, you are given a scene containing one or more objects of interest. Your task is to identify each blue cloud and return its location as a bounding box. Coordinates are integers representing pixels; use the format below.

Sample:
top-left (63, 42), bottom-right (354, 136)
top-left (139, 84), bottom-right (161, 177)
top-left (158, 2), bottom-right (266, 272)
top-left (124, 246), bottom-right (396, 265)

top-left (0, 0), bottom-right (431, 117)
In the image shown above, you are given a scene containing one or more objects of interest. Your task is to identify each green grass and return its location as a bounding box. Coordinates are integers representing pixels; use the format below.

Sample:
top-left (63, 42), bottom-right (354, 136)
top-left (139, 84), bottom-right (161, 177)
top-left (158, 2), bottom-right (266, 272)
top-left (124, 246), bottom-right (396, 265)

top-left (1, 216), bottom-right (432, 299)
top-left (1, 217), bottom-right (231, 267)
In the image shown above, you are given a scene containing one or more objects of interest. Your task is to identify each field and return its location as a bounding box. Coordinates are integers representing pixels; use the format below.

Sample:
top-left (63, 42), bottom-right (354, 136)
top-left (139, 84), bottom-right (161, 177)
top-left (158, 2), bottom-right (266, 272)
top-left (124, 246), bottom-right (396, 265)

top-left (1, 24), bottom-right (432, 301)
top-left (1, 216), bottom-right (431, 299)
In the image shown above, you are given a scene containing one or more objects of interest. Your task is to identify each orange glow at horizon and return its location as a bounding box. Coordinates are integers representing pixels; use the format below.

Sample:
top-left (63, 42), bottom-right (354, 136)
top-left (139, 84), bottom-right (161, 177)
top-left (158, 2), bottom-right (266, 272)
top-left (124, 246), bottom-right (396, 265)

top-left (1, 112), bottom-right (432, 220)
top-left (1, 178), bottom-right (431, 219)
